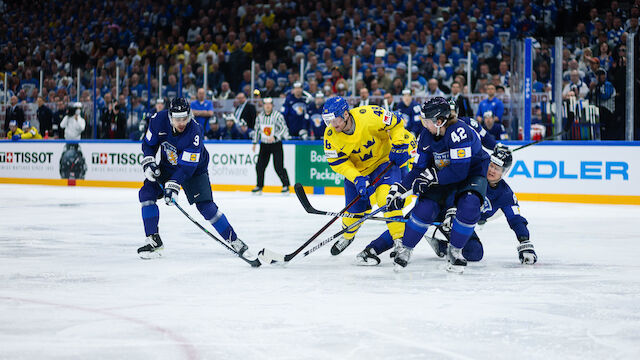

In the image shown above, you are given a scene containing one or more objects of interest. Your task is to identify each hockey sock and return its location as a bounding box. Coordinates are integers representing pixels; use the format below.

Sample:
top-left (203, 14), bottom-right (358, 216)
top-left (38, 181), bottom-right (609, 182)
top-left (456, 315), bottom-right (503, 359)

top-left (402, 199), bottom-right (439, 248)
top-left (196, 202), bottom-right (237, 242)
top-left (141, 201), bottom-right (159, 236)
top-left (462, 235), bottom-right (484, 261)
top-left (342, 211), bottom-right (367, 240)
top-left (367, 230), bottom-right (394, 254)
top-left (450, 192), bottom-right (481, 249)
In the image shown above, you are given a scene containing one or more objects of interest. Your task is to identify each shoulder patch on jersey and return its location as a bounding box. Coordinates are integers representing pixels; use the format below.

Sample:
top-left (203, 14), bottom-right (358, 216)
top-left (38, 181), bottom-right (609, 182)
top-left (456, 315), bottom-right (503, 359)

top-left (450, 146), bottom-right (472, 159)
top-left (327, 129), bottom-right (333, 136)
top-left (359, 108), bottom-right (366, 114)
top-left (382, 111), bottom-right (392, 125)
top-left (181, 151), bottom-right (200, 163)
top-left (325, 149), bottom-right (338, 158)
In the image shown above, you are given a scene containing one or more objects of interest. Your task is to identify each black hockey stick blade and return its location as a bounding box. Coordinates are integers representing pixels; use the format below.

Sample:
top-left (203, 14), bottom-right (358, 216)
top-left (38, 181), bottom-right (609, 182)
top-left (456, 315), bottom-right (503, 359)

top-left (173, 201), bottom-right (261, 267)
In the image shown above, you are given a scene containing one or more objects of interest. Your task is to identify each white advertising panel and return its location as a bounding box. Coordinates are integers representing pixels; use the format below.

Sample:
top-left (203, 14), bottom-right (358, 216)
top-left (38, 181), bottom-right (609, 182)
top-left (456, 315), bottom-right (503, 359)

top-left (0, 141), bottom-right (295, 187)
top-left (506, 145), bottom-right (639, 196)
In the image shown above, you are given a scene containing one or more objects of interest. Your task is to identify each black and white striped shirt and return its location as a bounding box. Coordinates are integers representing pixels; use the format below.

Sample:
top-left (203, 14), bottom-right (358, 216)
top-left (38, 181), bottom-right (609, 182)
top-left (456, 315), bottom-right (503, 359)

top-left (253, 110), bottom-right (289, 144)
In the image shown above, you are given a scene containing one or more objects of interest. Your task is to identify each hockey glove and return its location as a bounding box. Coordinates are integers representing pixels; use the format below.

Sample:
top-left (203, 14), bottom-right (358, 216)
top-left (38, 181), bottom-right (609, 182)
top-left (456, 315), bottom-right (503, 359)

top-left (354, 176), bottom-right (371, 197)
top-left (386, 183), bottom-right (408, 212)
top-left (389, 143), bottom-right (411, 167)
top-left (440, 207), bottom-right (457, 237)
top-left (141, 156), bottom-right (161, 182)
top-left (412, 167), bottom-right (438, 195)
top-left (164, 181), bottom-right (180, 205)
top-left (517, 238), bottom-right (537, 264)
top-left (11, 134), bottom-right (21, 141)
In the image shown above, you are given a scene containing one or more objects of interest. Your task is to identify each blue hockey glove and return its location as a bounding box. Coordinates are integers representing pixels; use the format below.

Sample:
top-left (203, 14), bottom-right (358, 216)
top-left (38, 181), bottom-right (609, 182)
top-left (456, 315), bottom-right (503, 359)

top-left (386, 182), bottom-right (408, 211)
top-left (412, 167), bottom-right (438, 195)
top-left (164, 181), bottom-right (180, 205)
top-left (354, 176), bottom-right (372, 197)
top-left (11, 134), bottom-right (21, 141)
top-left (389, 143), bottom-right (410, 166)
top-left (517, 238), bottom-right (537, 264)
top-left (141, 156), bottom-right (161, 182)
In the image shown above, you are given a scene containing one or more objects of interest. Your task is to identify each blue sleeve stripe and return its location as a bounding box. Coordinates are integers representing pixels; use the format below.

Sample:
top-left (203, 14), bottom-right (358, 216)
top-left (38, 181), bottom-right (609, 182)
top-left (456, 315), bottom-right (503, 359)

top-left (328, 158), bottom-right (348, 166)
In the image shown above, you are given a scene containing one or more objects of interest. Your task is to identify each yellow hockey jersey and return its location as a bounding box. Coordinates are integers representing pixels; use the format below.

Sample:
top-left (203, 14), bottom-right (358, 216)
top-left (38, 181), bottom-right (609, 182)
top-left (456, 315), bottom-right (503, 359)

top-left (7, 128), bottom-right (23, 139)
top-left (21, 126), bottom-right (43, 139)
top-left (324, 105), bottom-right (409, 182)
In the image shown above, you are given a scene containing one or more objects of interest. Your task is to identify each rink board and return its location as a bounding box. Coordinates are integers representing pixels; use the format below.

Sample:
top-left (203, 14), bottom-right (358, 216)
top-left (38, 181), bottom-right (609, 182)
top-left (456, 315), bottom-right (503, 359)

top-left (0, 140), bottom-right (639, 204)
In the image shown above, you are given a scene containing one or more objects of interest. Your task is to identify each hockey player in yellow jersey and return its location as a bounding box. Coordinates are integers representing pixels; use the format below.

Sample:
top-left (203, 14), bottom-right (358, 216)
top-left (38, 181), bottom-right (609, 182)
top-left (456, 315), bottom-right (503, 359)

top-left (19, 121), bottom-right (43, 140)
top-left (322, 97), bottom-right (412, 258)
top-left (7, 120), bottom-right (24, 140)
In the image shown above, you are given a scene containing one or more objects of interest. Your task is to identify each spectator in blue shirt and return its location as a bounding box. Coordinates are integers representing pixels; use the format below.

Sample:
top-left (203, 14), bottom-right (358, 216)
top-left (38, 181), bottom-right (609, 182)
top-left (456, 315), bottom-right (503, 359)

top-left (190, 88), bottom-right (214, 129)
top-left (476, 84), bottom-right (506, 139)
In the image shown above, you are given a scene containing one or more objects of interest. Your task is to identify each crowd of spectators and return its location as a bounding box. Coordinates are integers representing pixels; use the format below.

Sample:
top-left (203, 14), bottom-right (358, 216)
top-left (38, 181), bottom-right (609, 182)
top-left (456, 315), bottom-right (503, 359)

top-left (0, 0), bottom-right (638, 140)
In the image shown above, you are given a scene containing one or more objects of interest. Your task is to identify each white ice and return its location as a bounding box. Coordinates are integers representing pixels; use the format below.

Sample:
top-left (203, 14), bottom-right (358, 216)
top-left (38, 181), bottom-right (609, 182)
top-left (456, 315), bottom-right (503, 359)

top-left (1, 184), bottom-right (639, 360)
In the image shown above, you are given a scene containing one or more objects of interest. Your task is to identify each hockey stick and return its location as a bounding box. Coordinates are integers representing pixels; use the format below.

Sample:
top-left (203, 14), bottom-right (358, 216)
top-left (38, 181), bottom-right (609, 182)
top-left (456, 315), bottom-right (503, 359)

top-left (258, 162), bottom-right (395, 264)
top-left (263, 190), bottom-right (418, 263)
top-left (294, 183), bottom-right (408, 223)
top-left (172, 200), bottom-right (261, 267)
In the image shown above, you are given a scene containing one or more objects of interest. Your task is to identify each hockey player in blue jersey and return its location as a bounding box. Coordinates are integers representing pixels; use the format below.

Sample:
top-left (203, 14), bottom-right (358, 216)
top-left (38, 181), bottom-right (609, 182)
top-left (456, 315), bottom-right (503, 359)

top-left (306, 92), bottom-right (326, 139)
top-left (280, 82), bottom-right (309, 138)
top-left (425, 147), bottom-right (537, 265)
top-left (384, 96), bottom-right (490, 273)
top-left (137, 97), bottom-right (254, 260)
top-left (395, 89), bottom-right (422, 136)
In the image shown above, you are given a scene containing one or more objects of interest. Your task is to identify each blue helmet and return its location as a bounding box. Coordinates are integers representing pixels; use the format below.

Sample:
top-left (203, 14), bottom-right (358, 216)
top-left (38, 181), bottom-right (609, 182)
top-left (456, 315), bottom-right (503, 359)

top-left (22, 121), bottom-right (31, 129)
top-left (322, 96), bottom-right (349, 126)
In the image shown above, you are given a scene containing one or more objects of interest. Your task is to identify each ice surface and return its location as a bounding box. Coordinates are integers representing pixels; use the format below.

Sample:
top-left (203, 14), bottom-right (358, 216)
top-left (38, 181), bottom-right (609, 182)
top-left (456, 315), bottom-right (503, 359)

top-left (1, 184), bottom-right (639, 360)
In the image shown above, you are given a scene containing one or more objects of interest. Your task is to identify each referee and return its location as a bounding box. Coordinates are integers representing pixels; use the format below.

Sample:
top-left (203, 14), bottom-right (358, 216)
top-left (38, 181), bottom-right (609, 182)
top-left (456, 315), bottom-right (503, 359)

top-left (251, 98), bottom-right (291, 194)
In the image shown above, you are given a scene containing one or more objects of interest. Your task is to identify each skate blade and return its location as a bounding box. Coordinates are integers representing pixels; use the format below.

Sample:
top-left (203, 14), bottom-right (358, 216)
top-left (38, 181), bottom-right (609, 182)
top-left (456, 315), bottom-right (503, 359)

top-left (393, 262), bottom-right (406, 272)
top-left (139, 249), bottom-right (163, 260)
top-left (445, 263), bottom-right (465, 274)
top-left (355, 258), bottom-right (380, 266)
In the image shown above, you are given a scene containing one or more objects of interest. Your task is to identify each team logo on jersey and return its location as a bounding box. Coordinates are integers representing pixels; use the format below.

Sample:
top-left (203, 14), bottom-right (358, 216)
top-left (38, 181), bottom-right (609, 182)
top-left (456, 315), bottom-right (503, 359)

top-left (161, 142), bottom-right (178, 165)
top-left (481, 197), bottom-right (492, 214)
top-left (327, 129), bottom-right (333, 136)
top-left (359, 151), bottom-right (373, 162)
top-left (359, 109), bottom-right (366, 114)
top-left (433, 151), bottom-right (450, 169)
top-left (363, 138), bottom-right (375, 149)
top-left (311, 114), bottom-right (323, 127)
top-left (263, 126), bottom-right (273, 136)
top-left (293, 103), bottom-right (305, 115)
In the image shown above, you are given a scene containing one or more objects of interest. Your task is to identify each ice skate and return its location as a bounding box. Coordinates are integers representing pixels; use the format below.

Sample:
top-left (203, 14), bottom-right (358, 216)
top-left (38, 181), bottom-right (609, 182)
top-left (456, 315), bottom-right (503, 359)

top-left (393, 244), bottom-right (413, 271)
top-left (229, 238), bottom-right (250, 256)
top-left (446, 244), bottom-right (467, 273)
top-left (138, 234), bottom-right (163, 259)
top-left (425, 232), bottom-right (448, 258)
top-left (355, 247), bottom-right (381, 266)
top-left (389, 238), bottom-right (403, 259)
top-left (251, 186), bottom-right (263, 194)
top-left (330, 236), bottom-right (354, 255)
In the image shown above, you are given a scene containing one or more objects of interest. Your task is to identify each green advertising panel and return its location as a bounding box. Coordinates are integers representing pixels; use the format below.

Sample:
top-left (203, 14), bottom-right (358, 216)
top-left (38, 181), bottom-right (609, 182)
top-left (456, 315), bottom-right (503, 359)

top-left (295, 144), bottom-right (344, 187)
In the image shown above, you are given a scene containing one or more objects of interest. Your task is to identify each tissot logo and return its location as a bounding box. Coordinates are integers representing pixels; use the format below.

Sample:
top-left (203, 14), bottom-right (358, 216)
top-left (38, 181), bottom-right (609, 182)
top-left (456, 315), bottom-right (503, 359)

top-left (91, 152), bottom-right (145, 165)
top-left (0, 151), bottom-right (53, 163)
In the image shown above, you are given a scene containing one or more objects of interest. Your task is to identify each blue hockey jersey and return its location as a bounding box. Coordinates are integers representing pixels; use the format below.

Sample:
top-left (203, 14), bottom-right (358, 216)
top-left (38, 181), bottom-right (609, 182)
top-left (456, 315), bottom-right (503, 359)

top-left (306, 102), bottom-right (326, 139)
top-left (481, 179), bottom-right (529, 240)
top-left (396, 100), bottom-right (422, 135)
top-left (458, 117), bottom-right (498, 150)
top-left (280, 93), bottom-right (308, 137)
top-left (142, 110), bottom-right (209, 185)
top-left (404, 119), bottom-right (490, 187)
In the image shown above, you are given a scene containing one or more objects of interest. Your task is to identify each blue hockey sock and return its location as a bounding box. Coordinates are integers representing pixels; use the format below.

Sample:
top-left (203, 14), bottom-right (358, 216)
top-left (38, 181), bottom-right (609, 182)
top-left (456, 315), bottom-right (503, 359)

top-left (402, 199), bottom-right (438, 248)
top-left (462, 235), bottom-right (484, 261)
top-left (141, 201), bottom-right (159, 236)
top-left (368, 230), bottom-right (394, 254)
top-left (450, 193), bottom-right (481, 249)
top-left (196, 202), bottom-right (237, 242)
